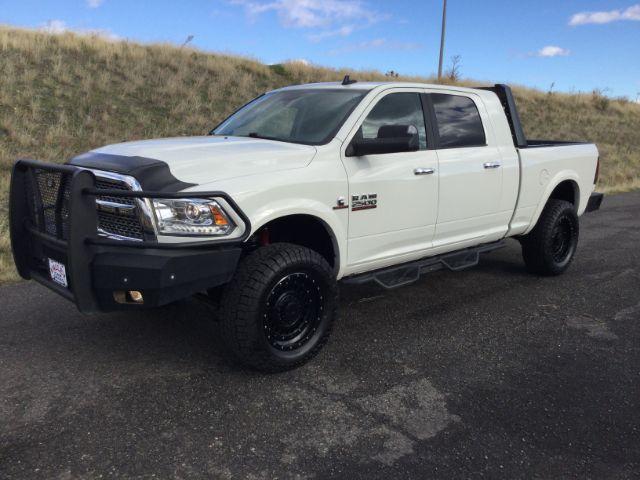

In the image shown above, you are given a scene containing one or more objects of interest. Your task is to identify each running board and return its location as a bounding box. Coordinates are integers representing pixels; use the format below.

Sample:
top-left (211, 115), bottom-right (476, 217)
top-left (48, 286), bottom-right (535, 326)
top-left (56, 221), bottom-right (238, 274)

top-left (342, 241), bottom-right (506, 289)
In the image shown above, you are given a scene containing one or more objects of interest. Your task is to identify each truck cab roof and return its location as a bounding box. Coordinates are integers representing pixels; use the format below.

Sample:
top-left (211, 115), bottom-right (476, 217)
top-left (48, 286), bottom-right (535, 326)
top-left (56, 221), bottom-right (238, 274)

top-left (274, 81), bottom-right (493, 97)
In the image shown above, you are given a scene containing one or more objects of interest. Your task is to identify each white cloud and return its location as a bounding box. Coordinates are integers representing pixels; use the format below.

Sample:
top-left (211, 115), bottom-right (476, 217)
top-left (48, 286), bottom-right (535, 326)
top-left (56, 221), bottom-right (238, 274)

top-left (231, 0), bottom-right (384, 27)
top-left (39, 20), bottom-right (121, 41)
top-left (536, 45), bottom-right (571, 57)
top-left (569, 4), bottom-right (640, 26)
top-left (230, 0), bottom-right (386, 40)
top-left (307, 25), bottom-right (355, 42)
top-left (87, 0), bottom-right (105, 7)
top-left (328, 38), bottom-right (421, 55)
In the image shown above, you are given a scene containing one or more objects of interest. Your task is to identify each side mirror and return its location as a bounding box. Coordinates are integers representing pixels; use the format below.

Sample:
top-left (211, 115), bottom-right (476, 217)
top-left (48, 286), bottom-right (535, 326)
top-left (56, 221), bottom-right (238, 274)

top-left (346, 124), bottom-right (419, 157)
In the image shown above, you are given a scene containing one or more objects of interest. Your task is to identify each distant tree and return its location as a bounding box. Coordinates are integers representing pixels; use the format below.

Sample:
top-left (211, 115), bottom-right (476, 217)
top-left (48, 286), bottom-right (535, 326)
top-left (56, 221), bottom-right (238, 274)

top-left (446, 55), bottom-right (462, 82)
top-left (547, 82), bottom-right (555, 96)
top-left (385, 70), bottom-right (400, 78)
top-left (181, 35), bottom-right (194, 48)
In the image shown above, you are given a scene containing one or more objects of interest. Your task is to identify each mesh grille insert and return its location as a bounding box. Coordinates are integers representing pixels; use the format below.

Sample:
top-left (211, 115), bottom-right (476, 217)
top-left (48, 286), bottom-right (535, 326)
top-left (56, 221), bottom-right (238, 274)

top-left (23, 168), bottom-right (72, 239)
top-left (94, 177), bottom-right (144, 240)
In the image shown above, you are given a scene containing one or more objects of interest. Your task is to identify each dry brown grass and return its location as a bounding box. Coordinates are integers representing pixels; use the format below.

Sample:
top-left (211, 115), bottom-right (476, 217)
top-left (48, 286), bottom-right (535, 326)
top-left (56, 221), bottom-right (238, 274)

top-left (1, 26), bottom-right (639, 283)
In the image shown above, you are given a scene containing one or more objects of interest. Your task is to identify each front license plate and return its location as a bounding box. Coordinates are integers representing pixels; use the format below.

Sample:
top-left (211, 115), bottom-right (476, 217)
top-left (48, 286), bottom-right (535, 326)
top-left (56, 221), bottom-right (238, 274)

top-left (48, 258), bottom-right (68, 288)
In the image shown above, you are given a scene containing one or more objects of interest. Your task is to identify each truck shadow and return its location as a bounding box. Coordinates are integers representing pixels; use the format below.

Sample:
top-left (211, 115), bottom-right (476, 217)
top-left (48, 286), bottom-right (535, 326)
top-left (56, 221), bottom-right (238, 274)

top-left (73, 245), bottom-right (531, 372)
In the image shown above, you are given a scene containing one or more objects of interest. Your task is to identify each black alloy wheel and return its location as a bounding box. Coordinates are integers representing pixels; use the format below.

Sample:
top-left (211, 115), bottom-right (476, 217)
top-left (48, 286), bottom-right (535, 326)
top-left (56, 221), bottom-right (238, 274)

top-left (264, 272), bottom-right (325, 352)
top-left (521, 199), bottom-right (579, 276)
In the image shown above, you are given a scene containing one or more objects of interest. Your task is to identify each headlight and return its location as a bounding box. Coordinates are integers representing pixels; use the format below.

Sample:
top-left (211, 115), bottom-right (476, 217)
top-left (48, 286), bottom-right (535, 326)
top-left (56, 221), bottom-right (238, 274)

top-left (151, 198), bottom-right (235, 236)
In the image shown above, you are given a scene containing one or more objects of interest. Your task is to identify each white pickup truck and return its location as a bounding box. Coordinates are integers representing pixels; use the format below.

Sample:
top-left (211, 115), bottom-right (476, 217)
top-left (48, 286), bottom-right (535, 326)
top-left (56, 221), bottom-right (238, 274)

top-left (10, 81), bottom-right (603, 371)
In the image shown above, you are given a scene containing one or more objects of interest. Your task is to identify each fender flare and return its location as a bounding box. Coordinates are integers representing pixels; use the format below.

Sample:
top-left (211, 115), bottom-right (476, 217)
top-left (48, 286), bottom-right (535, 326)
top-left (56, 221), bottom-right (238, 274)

top-left (523, 172), bottom-right (581, 235)
top-left (248, 199), bottom-right (347, 278)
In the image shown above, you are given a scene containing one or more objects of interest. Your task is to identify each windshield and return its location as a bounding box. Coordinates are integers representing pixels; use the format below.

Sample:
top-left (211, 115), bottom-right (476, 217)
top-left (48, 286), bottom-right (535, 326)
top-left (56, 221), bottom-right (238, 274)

top-left (213, 89), bottom-right (367, 145)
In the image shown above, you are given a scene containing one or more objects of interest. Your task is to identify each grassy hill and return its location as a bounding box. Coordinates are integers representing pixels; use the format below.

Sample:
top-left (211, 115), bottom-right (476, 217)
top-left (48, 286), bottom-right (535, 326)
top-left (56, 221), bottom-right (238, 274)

top-left (1, 26), bottom-right (639, 283)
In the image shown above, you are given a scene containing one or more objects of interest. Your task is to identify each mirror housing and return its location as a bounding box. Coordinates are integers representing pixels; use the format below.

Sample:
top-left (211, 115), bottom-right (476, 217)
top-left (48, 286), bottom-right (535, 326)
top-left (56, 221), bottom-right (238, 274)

top-left (346, 124), bottom-right (419, 157)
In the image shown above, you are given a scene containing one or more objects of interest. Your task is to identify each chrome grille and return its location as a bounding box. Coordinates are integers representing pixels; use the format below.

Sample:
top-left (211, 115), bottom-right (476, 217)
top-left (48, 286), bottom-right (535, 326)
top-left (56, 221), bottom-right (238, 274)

top-left (95, 179), bottom-right (135, 205)
top-left (94, 176), bottom-right (145, 241)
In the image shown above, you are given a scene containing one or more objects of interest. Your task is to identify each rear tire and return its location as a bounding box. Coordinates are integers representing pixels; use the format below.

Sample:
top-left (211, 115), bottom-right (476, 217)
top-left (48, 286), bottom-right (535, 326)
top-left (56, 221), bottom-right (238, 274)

top-left (521, 199), bottom-right (579, 276)
top-left (218, 243), bottom-right (337, 372)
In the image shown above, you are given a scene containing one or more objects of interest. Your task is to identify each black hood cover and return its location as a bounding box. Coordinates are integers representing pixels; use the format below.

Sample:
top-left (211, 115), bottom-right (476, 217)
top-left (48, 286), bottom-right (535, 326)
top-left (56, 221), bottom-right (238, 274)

top-left (69, 152), bottom-right (196, 192)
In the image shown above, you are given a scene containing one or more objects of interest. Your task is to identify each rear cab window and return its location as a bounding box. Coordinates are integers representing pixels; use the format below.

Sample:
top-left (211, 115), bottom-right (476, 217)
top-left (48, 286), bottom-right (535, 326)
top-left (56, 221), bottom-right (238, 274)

top-left (430, 93), bottom-right (486, 148)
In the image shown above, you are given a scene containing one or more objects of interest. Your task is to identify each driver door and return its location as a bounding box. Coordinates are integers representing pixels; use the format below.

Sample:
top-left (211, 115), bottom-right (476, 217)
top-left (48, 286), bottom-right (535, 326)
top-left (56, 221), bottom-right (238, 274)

top-left (340, 90), bottom-right (439, 271)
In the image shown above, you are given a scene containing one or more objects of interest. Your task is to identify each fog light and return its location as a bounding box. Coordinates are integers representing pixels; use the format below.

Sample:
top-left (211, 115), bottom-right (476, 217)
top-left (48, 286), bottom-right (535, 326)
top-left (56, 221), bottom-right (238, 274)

top-left (129, 290), bottom-right (144, 303)
top-left (113, 290), bottom-right (144, 304)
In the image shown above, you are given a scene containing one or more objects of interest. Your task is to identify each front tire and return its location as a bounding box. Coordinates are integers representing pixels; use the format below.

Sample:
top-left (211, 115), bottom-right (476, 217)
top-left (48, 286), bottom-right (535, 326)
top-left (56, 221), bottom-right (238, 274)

top-left (218, 243), bottom-right (337, 372)
top-left (521, 199), bottom-right (579, 276)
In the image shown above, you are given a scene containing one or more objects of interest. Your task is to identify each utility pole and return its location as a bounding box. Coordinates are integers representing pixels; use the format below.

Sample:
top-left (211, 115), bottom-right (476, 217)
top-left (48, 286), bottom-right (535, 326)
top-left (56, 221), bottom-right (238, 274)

top-left (437, 0), bottom-right (447, 80)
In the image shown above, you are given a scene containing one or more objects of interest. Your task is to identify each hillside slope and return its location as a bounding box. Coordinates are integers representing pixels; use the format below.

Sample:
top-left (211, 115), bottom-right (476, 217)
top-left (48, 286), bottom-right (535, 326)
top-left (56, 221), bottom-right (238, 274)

top-left (1, 26), bottom-right (639, 282)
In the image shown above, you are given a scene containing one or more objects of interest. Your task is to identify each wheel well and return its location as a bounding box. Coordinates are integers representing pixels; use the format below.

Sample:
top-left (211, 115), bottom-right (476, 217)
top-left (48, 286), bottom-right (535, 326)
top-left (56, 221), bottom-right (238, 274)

top-left (549, 180), bottom-right (579, 207)
top-left (253, 215), bottom-right (338, 271)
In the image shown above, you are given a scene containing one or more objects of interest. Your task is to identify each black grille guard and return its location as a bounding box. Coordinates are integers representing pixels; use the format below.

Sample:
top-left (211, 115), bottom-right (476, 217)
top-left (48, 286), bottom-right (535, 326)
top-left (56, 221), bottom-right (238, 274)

top-left (9, 159), bottom-right (251, 312)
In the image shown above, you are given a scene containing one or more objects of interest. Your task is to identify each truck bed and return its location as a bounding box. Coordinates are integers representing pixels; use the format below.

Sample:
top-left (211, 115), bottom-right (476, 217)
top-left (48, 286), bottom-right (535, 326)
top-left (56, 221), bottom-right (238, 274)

top-left (478, 85), bottom-right (590, 150)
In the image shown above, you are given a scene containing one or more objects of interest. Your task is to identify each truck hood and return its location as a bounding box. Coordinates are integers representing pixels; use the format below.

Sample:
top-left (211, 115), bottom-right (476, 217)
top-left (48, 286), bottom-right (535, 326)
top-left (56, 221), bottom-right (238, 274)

top-left (86, 136), bottom-right (317, 186)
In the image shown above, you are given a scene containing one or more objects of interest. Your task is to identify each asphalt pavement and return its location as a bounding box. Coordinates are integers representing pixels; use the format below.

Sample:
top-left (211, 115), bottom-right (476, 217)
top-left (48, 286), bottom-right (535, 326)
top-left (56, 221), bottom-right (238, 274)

top-left (1, 192), bottom-right (639, 479)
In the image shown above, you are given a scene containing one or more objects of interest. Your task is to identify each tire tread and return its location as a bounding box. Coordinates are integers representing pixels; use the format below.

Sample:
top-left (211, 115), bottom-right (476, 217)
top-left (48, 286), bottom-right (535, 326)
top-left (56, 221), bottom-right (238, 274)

top-left (218, 243), bottom-right (337, 372)
top-left (521, 199), bottom-right (579, 276)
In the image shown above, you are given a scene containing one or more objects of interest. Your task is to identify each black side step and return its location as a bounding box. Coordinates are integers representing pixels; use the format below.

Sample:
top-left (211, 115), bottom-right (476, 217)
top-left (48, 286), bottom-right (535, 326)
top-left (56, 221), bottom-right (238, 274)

top-left (342, 241), bottom-right (506, 289)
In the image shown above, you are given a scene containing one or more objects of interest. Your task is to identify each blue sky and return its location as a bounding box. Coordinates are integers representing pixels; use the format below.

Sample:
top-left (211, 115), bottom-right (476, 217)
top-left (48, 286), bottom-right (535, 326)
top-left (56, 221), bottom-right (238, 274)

top-left (1, 0), bottom-right (639, 98)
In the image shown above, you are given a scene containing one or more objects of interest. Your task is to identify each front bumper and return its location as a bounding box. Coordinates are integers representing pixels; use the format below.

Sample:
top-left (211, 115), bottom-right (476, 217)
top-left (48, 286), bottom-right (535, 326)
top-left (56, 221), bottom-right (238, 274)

top-left (9, 159), bottom-right (244, 313)
top-left (61, 243), bottom-right (239, 312)
top-left (585, 192), bottom-right (604, 213)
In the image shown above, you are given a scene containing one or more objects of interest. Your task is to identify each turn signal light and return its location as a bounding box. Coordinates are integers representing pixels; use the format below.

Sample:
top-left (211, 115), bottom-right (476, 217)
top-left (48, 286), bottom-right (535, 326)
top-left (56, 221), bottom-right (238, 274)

top-left (209, 205), bottom-right (229, 226)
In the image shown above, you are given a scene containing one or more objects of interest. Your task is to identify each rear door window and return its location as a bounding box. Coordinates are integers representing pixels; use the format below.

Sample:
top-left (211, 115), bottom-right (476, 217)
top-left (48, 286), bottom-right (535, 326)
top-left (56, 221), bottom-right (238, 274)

top-left (430, 94), bottom-right (486, 148)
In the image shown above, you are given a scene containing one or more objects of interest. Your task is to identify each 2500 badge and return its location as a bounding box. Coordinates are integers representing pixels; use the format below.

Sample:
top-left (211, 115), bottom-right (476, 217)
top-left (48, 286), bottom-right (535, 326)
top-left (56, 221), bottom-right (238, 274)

top-left (351, 193), bottom-right (377, 211)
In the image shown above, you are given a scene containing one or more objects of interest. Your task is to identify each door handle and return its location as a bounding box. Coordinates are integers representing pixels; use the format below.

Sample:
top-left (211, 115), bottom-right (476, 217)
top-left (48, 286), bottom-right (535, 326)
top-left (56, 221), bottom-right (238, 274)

top-left (414, 167), bottom-right (435, 175)
top-left (483, 162), bottom-right (501, 169)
